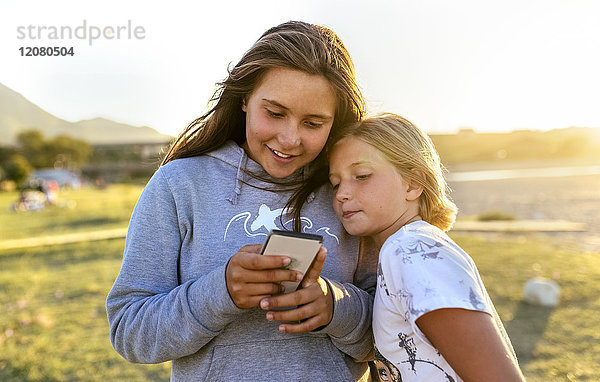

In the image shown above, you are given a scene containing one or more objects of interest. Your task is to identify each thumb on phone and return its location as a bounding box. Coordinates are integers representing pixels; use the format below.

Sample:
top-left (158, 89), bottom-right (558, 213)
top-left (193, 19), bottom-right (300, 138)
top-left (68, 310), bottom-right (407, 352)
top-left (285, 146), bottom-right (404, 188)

top-left (301, 247), bottom-right (327, 288)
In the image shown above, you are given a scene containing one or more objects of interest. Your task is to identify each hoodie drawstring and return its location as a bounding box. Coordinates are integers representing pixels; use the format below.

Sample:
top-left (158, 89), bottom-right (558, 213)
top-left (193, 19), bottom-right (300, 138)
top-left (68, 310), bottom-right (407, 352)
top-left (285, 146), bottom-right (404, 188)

top-left (227, 151), bottom-right (247, 205)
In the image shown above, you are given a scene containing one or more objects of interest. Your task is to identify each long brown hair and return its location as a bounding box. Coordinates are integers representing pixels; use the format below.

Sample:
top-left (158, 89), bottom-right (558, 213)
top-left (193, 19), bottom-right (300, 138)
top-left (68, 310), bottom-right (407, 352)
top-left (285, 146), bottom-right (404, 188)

top-left (162, 21), bottom-right (364, 164)
top-left (161, 21), bottom-right (365, 231)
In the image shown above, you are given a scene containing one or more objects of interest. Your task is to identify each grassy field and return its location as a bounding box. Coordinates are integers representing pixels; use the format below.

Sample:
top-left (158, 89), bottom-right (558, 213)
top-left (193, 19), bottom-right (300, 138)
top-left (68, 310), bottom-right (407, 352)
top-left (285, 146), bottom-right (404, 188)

top-left (454, 234), bottom-right (600, 381)
top-left (0, 240), bottom-right (171, 381)
top-left (0, 185), bottom-right (143, 240)
top-left (0, 185), bottom-right (599, 381)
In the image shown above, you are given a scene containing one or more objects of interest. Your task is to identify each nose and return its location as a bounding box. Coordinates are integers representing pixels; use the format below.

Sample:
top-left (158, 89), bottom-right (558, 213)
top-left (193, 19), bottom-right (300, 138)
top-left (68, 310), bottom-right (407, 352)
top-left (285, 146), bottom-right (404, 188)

top-left (335, 181), bottom-right (352, 202)
top-left (277, 120), bottom-right (301, 149)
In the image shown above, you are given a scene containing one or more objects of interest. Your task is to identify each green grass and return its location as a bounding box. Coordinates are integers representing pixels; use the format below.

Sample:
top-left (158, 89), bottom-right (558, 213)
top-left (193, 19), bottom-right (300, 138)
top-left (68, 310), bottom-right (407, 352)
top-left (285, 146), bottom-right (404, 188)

top-left (0, 239), bottom-right (170, 381)
top-left (451, 234), bottom-right (600, 381)
top-left (1, 185), bottom-right (599, 381)
top-left (0, 185), bottom-right (143, 240)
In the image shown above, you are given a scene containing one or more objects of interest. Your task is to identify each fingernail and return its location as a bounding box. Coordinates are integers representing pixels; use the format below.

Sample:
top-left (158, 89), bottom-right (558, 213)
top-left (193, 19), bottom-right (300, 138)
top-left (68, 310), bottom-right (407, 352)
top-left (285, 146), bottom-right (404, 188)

top-left (266, 312), bottom-right (273, 321)
top-left (282, 257), bottom-right (291, 265)
top-left (296, 273), bottom-right (304, 282)
top-left (279, 325), bottom-right (286, 332)
top-left (260, 299), bottom-right (269, 309)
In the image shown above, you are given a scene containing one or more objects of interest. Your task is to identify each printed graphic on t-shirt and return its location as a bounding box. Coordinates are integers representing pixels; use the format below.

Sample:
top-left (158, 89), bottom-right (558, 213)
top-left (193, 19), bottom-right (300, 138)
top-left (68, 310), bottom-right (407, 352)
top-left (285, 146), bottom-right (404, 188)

top-left (223, 203), bottom-right (339, 244)
top-left (374, 224), bottom-right (516, 381)
top-left (374, 347), bottom-right (401, 382)
top-left (393, 236), bottom-right (445, 264)
top-left (395, 332), bottom-right (455, 381)
top-left (469, 288), bottom-right (486, 310)
top-left (378, 260), bottom-right (428, 320)
top-left (377, 262), bottom-right (390, 296)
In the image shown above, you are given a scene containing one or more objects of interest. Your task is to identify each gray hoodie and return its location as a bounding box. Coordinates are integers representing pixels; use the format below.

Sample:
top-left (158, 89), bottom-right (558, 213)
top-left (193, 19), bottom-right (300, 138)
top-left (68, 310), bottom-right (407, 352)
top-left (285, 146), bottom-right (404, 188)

top-left (106, 141), bottom-right (374, 381)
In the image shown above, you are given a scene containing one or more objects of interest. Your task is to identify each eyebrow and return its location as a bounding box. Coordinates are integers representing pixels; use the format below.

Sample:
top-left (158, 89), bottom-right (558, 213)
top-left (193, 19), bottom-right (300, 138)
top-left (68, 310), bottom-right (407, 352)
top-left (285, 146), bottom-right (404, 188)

top-left (350, 160), bottom-right (371, 167)
top-left (262, 98), bottom-right (333, 120)
top-left (329, 161), bottom-right (372, 178)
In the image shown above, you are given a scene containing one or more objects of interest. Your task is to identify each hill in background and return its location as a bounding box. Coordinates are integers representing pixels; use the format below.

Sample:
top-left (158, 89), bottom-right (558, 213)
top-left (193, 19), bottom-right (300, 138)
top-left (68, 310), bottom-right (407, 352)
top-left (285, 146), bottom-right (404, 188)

top-left (0, 82), bottom-right (172, 145)
top-left (2, 82), bottom-right (598, 167)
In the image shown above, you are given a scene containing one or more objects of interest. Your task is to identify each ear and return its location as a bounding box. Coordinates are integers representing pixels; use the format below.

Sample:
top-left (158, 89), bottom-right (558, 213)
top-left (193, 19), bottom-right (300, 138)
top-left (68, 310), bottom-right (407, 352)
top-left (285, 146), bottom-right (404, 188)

top-left (406, 180), bottom-right (423, 201)
top-left (405, 169), bottom-right (424, 201)
top-left (241, 98), bottom-right (247, 112)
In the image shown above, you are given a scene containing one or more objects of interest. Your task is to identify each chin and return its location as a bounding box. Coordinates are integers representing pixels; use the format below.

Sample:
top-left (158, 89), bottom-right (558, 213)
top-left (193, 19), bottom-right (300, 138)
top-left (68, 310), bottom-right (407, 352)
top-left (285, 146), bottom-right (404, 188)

top-left (268, 161), bottom-right (309, 179)
top-left (266, 168), bottom-right (295, 179)
top-left (342, 224), bottom-right (368, 237)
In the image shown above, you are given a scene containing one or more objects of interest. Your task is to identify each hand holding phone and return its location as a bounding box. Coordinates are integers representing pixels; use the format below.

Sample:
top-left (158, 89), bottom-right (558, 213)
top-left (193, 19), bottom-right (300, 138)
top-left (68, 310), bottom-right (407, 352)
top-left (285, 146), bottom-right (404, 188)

top-left (225, 244), bottom-right (305, 309)
top-left (261, 230), bottom-right (323, 293)
top-left (260, 243), bottom-right (333, 333)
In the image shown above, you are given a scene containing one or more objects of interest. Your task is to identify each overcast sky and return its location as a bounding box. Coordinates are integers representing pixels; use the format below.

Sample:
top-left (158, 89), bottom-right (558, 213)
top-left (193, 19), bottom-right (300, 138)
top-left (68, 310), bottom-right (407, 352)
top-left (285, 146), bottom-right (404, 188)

top-left (1, 0), bottom-right (599, 137)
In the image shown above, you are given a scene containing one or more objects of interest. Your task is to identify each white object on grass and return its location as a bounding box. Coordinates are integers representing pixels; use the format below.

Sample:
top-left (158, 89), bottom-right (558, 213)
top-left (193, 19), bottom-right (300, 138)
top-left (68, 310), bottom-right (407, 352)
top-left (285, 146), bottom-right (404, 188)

top-left (523, 277), bottom-right (560, 307)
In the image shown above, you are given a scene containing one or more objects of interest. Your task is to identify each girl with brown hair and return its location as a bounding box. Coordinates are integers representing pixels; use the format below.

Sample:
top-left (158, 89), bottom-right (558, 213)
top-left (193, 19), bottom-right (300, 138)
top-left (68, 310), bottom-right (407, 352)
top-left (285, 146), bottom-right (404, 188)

top-left (107, 21), bottom-right (375, 381)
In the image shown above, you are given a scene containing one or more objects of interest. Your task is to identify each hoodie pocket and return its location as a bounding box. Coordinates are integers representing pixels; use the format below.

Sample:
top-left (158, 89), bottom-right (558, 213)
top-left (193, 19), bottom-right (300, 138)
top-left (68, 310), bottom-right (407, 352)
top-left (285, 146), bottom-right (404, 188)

top-left (203, 336), bottom-right (353, 381)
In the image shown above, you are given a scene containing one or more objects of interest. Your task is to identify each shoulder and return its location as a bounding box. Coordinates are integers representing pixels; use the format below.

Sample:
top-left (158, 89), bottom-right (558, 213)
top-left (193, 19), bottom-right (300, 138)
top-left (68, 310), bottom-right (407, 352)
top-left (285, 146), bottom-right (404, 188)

top-left (159, 154), bottom-right (238, 187)
top-left (160, 140), bottom-right (243, 173)
top-left (160, 156), bottom-right (203, 174)
top-left (379, 222), bottom-right (480, 288)
top-left (380, 228), bottom-right (491, 321)
top-left (154, 158), bottom-right (204, 191)
top-left (383, 222), bottom-right (463, 261)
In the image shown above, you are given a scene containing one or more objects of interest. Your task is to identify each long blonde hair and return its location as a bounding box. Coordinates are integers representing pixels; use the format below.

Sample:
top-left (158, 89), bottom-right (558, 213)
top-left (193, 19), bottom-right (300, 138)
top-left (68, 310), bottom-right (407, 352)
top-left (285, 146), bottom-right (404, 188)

top-left (329, 113), bottom-right (457, 231)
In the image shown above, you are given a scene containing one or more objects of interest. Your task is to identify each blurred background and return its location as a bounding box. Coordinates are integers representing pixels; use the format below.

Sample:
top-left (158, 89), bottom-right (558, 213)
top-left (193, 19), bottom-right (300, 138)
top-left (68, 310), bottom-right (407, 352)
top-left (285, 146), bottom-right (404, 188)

top-left (1, 1), bottom-right (599, 380)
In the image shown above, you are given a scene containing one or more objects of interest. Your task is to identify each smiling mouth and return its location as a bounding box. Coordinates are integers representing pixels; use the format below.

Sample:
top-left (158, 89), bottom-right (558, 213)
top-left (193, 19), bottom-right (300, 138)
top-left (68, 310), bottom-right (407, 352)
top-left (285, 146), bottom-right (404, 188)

top-left (268, 146), bottom-right (296, 159)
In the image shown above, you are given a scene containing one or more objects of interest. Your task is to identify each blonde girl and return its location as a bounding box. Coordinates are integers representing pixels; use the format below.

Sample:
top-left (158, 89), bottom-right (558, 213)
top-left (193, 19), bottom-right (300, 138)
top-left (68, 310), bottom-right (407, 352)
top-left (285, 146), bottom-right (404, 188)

top-left (328, 113), bottom-right (525, 381)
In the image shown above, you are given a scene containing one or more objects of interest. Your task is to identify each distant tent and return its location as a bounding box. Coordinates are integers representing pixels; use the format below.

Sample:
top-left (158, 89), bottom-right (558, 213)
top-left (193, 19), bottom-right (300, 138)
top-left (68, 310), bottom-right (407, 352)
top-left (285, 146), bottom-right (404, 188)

top-left (30, 169), bottom-right (81, 189)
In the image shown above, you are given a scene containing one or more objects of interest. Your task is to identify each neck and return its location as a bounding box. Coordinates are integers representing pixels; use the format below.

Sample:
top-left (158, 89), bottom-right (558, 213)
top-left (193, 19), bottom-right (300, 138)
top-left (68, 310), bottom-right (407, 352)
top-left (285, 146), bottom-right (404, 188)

top-left (373, 214), bottom-right (422, 250)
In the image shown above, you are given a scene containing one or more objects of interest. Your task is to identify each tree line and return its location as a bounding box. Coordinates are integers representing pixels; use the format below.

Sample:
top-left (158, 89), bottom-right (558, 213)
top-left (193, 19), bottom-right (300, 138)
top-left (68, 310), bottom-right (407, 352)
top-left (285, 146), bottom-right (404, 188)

top-left (0, 130), bottom-right (91, 186)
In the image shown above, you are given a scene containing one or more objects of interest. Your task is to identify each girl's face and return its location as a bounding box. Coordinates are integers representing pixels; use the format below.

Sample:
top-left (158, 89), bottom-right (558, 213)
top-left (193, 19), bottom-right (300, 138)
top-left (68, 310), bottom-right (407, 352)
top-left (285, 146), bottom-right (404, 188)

top-left (242, 67), bottom-right (336, 178)
top-left (329, 136), bottom-right (422, 247)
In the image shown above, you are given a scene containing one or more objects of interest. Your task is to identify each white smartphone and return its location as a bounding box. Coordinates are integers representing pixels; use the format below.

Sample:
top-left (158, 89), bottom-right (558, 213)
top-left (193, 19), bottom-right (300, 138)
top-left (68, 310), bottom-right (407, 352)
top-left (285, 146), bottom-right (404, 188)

top-left (261, 230), bottom-right (324, 293)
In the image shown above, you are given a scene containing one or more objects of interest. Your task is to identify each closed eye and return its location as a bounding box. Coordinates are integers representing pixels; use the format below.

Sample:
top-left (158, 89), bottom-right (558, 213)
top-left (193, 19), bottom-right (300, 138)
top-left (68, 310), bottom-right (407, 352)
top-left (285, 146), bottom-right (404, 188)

top-left (266, 109), bottom-right (284, 118)
top-left (304, 120), bottom-right (323, 128)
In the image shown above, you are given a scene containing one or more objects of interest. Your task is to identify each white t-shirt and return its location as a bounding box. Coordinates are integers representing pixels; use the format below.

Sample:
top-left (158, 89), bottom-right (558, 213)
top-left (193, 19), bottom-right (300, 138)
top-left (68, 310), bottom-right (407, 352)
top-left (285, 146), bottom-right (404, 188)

top-left (372, 221), bottom-right (517, 382)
